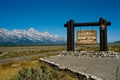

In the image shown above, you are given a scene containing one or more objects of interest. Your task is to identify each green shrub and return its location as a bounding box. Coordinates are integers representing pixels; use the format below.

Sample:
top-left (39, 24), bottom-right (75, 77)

top-left (10, 63), bottom-right (59, 80)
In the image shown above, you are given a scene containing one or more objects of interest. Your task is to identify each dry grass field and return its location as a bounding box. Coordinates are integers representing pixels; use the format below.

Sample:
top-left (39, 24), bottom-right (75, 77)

top-left (0, 44), bottom-right (120, 59)
top-left (75, 44), bottom-right (120, 52)
top-left (0, 58), bottom-right (80, 80)
top-left (0, 45), bottom-right (79, 80)
top-left (0, 59), bottom-right (38, 80)
top-left (0, 44), bottom-right (120, 80)
top-left (0, 45), bottom-right (66, 59)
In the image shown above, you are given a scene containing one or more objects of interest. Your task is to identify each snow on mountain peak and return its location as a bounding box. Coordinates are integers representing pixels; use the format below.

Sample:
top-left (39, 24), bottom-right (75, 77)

top-left (0, 28), bottom-right (8, 32)
top-left (0, 28), bottom-right (66, 44)
top-left (28, 28), bottom-right (36, 32)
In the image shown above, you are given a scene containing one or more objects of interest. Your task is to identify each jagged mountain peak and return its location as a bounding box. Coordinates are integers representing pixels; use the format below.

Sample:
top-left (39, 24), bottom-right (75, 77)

top-left (0, 28), bottom-right (8, 32)
top-left (0, 28), bottom-right (66, 45)
top-left (28, 28), bottom-right (37, 32)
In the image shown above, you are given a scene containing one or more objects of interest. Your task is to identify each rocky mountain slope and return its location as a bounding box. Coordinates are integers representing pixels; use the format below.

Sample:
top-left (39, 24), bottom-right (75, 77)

top-left (0, 28), bottom-right (66, 45)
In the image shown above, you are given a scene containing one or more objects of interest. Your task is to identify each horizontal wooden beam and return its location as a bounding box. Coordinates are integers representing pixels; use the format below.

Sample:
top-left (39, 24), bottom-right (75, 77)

top-left (64, 22), bottom-right (111, 27)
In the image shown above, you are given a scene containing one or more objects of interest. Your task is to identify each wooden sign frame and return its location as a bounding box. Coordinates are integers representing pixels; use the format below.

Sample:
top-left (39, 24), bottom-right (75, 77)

top-left (64, 17), bottom-right (111, 51)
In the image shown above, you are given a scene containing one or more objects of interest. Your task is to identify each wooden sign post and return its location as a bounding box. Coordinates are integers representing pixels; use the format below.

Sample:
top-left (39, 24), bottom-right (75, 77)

top-left (64, 17), bottom-right (111, 51)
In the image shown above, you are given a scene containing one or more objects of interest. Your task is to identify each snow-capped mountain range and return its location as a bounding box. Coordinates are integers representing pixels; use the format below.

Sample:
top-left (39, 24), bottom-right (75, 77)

top-left (0, 28), bottom-right (66, 45)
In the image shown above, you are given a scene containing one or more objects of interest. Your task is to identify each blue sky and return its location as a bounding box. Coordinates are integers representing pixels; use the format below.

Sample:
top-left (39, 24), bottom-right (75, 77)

top-left (0, 0), bottom-right (120, 42)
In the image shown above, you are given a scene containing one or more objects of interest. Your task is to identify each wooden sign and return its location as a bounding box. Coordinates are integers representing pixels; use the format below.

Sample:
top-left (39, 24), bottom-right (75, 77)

top-left (77, 30), bottom-right (97, 44)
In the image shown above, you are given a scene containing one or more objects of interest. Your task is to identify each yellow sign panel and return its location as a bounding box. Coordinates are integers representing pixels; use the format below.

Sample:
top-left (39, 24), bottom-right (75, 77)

top-left (77, 30), bottom-right (97, 44)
